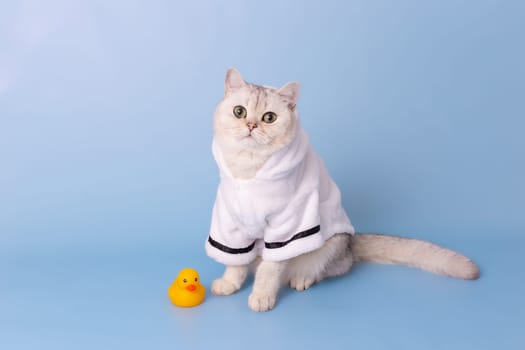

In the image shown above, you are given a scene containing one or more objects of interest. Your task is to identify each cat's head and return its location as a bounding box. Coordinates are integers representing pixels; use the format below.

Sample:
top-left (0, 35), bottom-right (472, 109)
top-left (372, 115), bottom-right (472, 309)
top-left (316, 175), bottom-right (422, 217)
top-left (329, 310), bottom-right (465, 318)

top-left (214, 68), bottom-right (300, 155)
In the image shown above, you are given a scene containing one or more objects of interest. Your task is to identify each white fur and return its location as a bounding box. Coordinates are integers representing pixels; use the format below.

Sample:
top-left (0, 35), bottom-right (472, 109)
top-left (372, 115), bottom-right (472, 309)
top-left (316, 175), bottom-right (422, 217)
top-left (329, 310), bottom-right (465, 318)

top-left (211, 265), bottom-right (248, 295)
top-left (350, 234), bottom-right (480, 280)
top-left (210, 68), bottom-right (480, 312)
top-left (214, 68), bottom-right (298, 179)
top-left (248, 260), bottom-right (287, 312)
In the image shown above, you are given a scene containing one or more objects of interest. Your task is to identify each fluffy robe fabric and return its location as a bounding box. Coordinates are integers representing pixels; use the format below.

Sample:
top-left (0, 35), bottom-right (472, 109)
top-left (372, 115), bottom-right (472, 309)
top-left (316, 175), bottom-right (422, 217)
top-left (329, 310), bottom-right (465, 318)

top-left (206, 127), bottom-right (355, 265)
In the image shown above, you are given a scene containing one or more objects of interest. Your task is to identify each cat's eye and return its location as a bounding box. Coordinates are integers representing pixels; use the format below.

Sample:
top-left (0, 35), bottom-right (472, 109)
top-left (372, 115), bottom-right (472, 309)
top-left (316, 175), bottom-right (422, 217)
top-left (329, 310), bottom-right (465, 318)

top-left (262, 112), bottom-right (277, 123)
top-left (183, 279), bottom-right (187, 283)
top-left (233, 105), bottom-right (247, 119)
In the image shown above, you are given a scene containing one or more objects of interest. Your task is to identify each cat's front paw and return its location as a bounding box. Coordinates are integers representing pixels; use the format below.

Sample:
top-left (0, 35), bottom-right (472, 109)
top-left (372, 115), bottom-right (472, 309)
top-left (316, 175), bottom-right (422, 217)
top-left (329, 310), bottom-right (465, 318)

top-left (248, 292), bottom-right (276, 312)
top-left (211, 278), bottom-right (239, 296)
top-left (290, 276), bottom-right (315, 291)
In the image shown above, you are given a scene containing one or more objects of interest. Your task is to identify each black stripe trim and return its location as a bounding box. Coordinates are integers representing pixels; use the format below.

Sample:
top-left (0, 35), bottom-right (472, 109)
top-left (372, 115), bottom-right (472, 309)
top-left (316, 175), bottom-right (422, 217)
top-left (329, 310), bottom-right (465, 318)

top-left (208, 236), bottom-right (256, 254)
top-left (264, 225), bottom-right (321, 249)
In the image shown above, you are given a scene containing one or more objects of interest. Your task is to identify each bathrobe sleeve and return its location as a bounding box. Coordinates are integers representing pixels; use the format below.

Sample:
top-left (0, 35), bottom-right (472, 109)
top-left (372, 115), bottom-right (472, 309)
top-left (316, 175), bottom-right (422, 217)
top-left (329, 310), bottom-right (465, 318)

top-left (261, 188), bottom-right (325, 262)
top-left (205, 188), bottom-right (258, 266)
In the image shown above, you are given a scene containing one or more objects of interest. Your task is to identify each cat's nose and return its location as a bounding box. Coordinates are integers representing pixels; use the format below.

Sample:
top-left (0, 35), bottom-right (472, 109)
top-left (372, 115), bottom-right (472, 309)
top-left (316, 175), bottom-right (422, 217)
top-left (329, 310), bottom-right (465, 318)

top-left (247, 122), bottom-right (257, 131)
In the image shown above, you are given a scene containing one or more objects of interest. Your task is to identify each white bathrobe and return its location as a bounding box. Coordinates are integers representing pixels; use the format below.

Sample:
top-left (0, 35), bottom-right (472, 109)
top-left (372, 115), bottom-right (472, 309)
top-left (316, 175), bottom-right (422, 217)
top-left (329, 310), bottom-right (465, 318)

top-left (206, 127), bottom-right (355, 265)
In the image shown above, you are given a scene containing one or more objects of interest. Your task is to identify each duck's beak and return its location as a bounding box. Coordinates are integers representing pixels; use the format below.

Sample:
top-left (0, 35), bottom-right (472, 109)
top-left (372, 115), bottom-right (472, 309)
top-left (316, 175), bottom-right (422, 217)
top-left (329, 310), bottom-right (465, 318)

top-left (185, 284), bottom-right (196, 292)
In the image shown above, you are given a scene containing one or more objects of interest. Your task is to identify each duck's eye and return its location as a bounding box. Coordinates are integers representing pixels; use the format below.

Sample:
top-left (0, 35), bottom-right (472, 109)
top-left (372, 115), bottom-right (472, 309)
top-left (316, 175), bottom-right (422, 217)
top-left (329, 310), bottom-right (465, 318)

top-left (183, 279), bottom-right (187, 283)
top-left (262, 112), bottom-right (277, 123)
top-left (194, 278), bottom-right (198, 282)
top-left (233, 105), bottom-right (247, 119)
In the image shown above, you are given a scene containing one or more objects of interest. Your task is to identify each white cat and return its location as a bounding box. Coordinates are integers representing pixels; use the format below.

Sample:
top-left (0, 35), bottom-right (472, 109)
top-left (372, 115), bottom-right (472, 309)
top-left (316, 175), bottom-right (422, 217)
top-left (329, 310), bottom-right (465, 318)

top-left (206, 68), bottom-right (479, 312)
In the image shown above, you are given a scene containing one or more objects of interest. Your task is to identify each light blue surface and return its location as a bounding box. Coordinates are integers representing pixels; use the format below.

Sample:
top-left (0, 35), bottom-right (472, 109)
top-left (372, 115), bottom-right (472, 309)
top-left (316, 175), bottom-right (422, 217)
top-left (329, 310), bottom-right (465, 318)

top-left (1, 1), bottom-right (524, 349)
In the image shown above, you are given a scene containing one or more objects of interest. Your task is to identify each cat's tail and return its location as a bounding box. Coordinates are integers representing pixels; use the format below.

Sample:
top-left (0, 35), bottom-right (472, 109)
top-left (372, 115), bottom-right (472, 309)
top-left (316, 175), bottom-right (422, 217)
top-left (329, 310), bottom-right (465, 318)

top-left (350, 233), bottom-right (480, 280)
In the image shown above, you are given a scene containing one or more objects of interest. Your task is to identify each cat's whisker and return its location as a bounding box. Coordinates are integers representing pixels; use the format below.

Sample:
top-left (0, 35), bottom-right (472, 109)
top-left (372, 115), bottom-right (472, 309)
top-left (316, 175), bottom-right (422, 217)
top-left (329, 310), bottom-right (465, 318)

top-left (251, 131), bottom-right (272, 145)
top-left (230, 129), bottom-right (250, 137)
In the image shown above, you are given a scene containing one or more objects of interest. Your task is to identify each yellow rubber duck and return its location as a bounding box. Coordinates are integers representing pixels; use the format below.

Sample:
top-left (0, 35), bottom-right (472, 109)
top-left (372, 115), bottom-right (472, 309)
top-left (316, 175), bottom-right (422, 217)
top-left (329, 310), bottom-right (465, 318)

top-left (168, 268), bottom-right (206, 307)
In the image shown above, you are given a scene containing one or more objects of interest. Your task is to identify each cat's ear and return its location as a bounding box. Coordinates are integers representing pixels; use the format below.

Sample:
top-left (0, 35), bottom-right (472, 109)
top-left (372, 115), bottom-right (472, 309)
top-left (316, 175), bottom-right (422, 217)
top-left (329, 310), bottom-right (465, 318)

top-left (278, 81), bottom-right (300, 110)
top-left (225, 67), bottom-right (247, 95)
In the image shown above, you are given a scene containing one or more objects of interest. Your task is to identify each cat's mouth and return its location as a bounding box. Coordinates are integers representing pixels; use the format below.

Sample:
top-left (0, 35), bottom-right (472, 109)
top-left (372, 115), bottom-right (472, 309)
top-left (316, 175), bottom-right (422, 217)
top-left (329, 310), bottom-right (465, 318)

top-left (235, 129), bottom-right (270, 147)
top-left (240, 134), bottom-right (260, 146)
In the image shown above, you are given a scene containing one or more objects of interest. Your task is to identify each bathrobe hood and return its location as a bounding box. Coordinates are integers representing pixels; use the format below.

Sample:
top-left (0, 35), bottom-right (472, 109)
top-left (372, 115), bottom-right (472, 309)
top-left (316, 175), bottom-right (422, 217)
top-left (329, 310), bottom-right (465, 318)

top-left (212, 124), bottom-right (310, 182)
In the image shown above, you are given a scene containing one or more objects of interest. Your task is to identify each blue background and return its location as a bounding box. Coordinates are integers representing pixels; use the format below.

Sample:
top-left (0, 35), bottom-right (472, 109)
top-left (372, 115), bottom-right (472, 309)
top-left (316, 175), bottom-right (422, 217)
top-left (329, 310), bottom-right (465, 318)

top-left (1, 1), bottom-right (524, 349)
